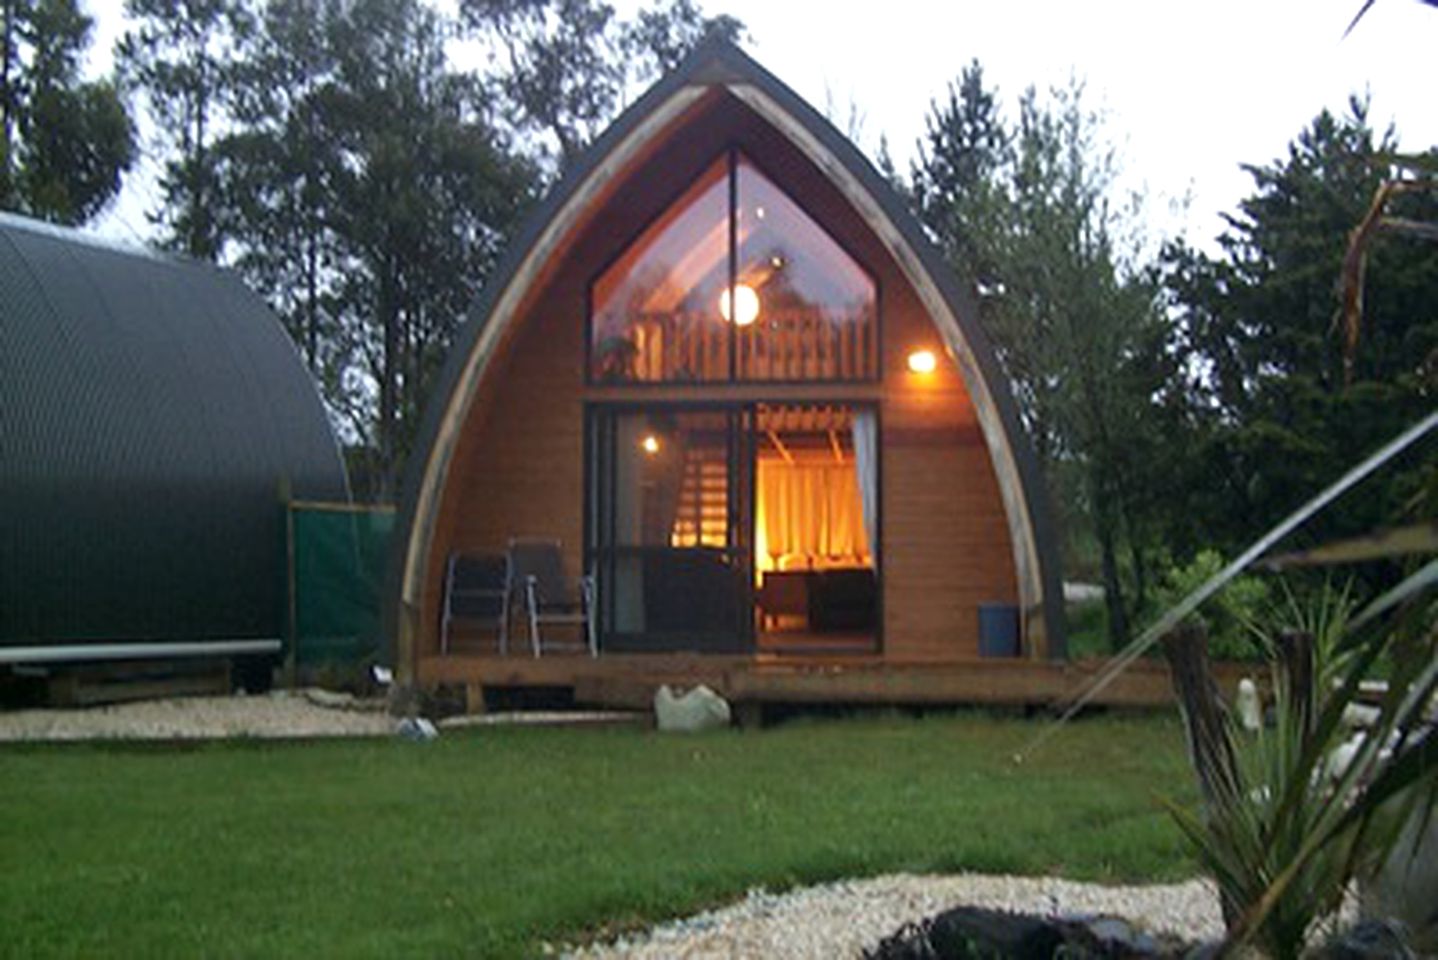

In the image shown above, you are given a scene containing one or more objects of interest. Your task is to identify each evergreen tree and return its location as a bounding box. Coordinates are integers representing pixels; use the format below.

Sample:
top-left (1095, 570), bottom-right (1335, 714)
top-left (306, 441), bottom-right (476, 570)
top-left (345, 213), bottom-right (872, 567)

top-left (909, 70), bottom-right (1182, 648)
top-left (116, 0), bottom-right (252, 259)
top-left (1163, 102), bottom-right (1438, 555)
top-left (323, 0), bottom-right (537, 488)
top-left (0, 0), bottom-right (133, 224)
top-left (461, 0), bottom-right (743, 175)
top-left (221, 0), bottom-right (342, 372)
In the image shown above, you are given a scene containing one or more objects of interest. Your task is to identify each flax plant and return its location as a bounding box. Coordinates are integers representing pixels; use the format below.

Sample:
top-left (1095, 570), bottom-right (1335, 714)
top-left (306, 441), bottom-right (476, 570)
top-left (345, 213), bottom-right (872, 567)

top-left (1165, 552), bottom-right (1437, 959)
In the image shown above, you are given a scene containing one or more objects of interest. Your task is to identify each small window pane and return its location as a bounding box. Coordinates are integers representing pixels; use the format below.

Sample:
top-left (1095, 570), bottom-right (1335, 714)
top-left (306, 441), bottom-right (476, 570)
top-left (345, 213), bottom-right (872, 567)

top-left (734, 158), bottom-right (877, 380)
top-left (590, 158), bottom-right (731, 382)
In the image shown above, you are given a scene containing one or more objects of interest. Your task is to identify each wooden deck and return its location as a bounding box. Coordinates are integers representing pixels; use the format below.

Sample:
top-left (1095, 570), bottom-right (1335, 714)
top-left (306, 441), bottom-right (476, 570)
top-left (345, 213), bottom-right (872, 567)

top-left (417, 652), bottom-right (1253, 712)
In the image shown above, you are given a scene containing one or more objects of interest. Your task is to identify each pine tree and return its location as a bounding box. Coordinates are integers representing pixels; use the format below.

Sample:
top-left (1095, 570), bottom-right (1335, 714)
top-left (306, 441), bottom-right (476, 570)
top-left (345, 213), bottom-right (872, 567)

top-left (0, 0), bottom-right (133, 224)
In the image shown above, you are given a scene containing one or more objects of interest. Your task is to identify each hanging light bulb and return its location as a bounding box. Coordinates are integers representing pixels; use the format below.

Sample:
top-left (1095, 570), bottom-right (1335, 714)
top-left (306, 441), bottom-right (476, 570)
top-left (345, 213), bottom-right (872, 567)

top-left (641, 434), bottom-right (660, 455)
top-left (718, 283), bottom-right (760, 327)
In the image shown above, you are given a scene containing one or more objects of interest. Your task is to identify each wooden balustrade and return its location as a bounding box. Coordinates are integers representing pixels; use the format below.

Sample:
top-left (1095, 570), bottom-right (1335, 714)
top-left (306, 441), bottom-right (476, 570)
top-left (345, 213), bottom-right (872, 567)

top-left (618, 308), bottom-right (876, 382)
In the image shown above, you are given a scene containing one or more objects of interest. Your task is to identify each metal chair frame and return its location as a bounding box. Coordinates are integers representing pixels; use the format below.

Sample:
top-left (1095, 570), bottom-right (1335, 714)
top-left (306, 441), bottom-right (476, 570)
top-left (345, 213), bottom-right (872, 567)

top-left (439, 552), bottom-right (511, 655)
top-left (508, 538), bottom-right (597, 658)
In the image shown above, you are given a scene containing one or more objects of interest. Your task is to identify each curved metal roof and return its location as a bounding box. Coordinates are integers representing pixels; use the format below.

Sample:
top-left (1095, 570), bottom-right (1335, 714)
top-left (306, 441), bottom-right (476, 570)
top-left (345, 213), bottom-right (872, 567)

top-left (388, 40), bottom-right (1066, 663)
top-left (0, 212), bottom-right (348, 645)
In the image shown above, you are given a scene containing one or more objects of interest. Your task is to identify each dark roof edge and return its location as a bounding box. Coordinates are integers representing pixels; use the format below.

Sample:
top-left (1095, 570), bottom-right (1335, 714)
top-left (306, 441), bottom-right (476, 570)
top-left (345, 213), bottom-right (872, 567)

top-left (386, 39), bottom-right (1066, 659)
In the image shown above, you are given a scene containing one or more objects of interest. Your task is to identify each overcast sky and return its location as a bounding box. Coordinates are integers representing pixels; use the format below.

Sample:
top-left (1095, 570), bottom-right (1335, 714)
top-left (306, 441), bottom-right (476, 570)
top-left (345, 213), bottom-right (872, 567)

top-left (710, 0), bottom-right (1436, 249)
top-left (89, 0), bottom-right (1436, 252)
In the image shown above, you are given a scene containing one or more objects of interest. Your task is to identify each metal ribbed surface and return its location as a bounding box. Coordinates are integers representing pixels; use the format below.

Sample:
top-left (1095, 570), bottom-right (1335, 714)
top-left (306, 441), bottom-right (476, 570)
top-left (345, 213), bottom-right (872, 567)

top-left (0, 213), bottom-right (348, 645)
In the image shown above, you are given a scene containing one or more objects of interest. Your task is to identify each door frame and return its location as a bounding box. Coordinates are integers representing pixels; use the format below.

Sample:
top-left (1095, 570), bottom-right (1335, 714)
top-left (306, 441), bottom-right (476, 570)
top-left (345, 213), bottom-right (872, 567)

top-left (583, 398), bottom-right (883, 655)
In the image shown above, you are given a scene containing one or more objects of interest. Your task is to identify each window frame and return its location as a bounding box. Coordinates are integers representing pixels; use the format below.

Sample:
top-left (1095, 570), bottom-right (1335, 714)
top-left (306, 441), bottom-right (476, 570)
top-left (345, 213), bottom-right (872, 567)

top-left (584, 145), bottom-right (883, 388)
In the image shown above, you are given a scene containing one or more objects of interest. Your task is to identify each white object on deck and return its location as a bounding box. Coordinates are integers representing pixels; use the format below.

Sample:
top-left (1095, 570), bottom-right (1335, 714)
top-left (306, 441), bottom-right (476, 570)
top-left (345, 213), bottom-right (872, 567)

top-left (1236, 678), bottom-right (1262, 732)
top-left (654, 684), bottom-right (731, 732)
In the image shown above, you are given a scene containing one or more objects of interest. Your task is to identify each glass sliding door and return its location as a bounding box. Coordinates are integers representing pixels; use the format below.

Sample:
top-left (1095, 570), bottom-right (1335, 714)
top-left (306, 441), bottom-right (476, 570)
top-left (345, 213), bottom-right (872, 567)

top-left (587, 406), bottom-right (754, 653)
top-left (752, 403), bottom-right (880, 654)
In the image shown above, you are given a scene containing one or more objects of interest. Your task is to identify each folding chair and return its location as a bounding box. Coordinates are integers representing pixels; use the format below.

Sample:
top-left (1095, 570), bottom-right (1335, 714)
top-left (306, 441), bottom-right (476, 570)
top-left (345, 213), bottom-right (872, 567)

top-left (439, 552), bottom-right (510, 654)
top-left (506, 538), bottom-right (597, 657)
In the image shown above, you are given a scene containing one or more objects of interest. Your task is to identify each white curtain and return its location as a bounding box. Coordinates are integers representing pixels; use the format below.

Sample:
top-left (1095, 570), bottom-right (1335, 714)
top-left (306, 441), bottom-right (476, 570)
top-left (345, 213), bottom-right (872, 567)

top-left (852, 409), bottom-right (878, 560)
top-left (757, 461), bottom-right (868, 567)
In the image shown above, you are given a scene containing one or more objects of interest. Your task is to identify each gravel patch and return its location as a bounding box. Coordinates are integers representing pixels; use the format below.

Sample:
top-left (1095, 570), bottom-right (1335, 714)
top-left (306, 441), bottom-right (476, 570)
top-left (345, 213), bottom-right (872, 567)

top-left (0, 689), bottom-right (397, 741)
top-left (0, 690), bottom-right (649, 742)
top-left (564, 873), bottom-right (1224, 959)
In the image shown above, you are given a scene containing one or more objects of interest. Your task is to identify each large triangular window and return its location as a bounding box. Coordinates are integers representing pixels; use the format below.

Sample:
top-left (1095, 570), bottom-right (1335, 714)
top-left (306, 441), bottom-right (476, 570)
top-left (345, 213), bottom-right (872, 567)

top-left (589, 151), bottom-right (877, 383)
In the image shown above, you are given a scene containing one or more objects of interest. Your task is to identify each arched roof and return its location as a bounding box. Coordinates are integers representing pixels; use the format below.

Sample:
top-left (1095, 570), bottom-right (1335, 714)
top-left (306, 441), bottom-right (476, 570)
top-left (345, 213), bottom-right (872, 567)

top-left (0, 213), bottom-right (348, 646)
top-left (390, 40), bottom-right (1065, 662)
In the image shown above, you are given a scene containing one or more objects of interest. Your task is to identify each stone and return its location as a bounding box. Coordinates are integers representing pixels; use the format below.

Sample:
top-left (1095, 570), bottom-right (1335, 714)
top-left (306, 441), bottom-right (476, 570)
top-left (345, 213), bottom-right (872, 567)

top-left (653, 684), bottom-right (731, 732)
top-left (1236, 678), bottom-right (1262, 732)
top-left (1362, 799), bottom-right (1438, 954)
top-left (865, 905), bottom-right (1190, 959)
top-left (1310, 919), bottom-right (1417, 960)
top-left (395, 716), bottom-right (438, 741)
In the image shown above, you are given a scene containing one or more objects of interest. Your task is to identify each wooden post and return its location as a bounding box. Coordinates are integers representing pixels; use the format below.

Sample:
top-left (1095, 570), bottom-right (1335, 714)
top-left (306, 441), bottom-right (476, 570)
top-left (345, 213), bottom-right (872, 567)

top-left (280, 476), bottom-right (299, 690)
top-left (1275, 629), bottom-right (1315, 737)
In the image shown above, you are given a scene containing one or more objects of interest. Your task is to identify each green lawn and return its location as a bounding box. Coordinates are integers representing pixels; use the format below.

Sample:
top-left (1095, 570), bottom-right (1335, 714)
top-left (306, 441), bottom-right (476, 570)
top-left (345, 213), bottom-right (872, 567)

top-left (0, 712), bottom-right (1198, 958)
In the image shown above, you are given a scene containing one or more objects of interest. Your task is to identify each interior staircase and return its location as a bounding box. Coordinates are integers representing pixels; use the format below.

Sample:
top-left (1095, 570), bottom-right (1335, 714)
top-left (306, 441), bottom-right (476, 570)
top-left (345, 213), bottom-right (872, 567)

top-left (670, 448), bottom-right (729, 547)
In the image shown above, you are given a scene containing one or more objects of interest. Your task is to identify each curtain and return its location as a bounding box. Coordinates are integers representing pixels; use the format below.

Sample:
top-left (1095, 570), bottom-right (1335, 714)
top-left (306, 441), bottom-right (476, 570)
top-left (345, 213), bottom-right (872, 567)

top-left (757, 459), bottom-right (869, 568)
top-left (852, 409), bottom-right (878, 558)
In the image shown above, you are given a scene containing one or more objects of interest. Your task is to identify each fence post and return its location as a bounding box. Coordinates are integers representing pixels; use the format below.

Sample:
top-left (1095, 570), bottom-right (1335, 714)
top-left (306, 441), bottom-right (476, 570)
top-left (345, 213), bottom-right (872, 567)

top-left (281, 477), bottom-right (298, 689)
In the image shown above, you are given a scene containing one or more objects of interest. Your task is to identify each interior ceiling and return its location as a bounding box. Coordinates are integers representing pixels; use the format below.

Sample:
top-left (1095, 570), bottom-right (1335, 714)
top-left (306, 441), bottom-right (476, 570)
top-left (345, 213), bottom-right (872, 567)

top-left (757, 404), bottom-right (853, 433)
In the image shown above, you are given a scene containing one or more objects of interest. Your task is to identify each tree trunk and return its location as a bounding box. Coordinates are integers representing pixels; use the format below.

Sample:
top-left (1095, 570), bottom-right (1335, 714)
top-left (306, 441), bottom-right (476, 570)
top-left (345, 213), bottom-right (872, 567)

top-left (377, 257), bottom-right (399, 497)
top-left (303, 223), bottom-right (318, 370)
top-left (1088, 458), bottom-right (1130, 650)
top-left (1, 0), bottom-right (15, 196)
top-left (1097, 512), bottom-right (1129, 651)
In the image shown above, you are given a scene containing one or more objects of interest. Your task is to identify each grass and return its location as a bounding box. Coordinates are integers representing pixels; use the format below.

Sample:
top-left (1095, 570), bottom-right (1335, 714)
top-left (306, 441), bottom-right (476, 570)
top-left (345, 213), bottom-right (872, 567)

top-left (0, 711), bottom-right (1197, 958)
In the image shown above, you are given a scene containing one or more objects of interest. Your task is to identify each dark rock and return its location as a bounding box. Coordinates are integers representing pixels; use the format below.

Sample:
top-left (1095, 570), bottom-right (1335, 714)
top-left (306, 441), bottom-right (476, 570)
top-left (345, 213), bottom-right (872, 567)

top-left (1309, 919), bottom-right (1417, 960)
top-left (866, 906), bottom-right (1191, 959)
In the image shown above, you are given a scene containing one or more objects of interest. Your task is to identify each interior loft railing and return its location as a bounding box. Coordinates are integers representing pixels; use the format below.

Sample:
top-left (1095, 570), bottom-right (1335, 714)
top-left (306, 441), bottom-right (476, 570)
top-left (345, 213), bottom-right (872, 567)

top-left (610, 307), bottom-right (876, 382)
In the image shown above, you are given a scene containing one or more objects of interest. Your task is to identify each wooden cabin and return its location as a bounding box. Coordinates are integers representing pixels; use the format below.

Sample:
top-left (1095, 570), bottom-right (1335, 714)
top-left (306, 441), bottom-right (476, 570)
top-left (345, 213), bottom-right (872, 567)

top-left (388, 42), bottom-right (1097, 710)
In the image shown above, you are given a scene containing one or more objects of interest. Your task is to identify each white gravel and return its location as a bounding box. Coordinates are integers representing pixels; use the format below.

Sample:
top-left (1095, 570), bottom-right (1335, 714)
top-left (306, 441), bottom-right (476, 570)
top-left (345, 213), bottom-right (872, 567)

top-left (0, 689), bottom-right (398, 741)
top-left (564, 873), bottom-right (1224, 959)
top-left (0, 689), bottom-right (645, 741)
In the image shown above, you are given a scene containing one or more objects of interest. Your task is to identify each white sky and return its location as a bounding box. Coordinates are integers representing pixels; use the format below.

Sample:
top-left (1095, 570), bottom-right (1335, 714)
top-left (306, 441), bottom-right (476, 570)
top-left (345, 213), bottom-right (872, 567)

top-left (715, 0), bottom-right (1436, 248)
top-left (86, 0), bottom-right (1437, 252)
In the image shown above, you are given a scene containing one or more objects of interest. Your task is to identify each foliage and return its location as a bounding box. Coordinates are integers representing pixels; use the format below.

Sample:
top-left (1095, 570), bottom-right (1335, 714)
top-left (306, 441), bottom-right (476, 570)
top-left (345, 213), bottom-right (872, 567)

top-left (1165, 566), bottom-right (1436, 959)
top-left (244, 0), bottom-right (536, 485)
top-left (1161, 102), bottom-right (1438, 562)
top-left (0, 714), bottom-right (1193, 957)
top-left (0, 0), bottom-right (133, 223)
top-left (460, 0), bottom-right (743, 175)
top-left (907, 64), bottom-right (1182, 649)
top-left (116, 0), bottom-right (540, 492)
top-left (1149, 550), bottom-right (1271, 661)
top-left (114, 0), bottom-right (738, 493)
top-left (116, 0), bottom-right (253, 258)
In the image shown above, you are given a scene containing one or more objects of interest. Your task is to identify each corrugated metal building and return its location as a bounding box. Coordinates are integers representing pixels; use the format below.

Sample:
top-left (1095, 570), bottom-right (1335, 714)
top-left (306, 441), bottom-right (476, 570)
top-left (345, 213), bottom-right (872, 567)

top-left (0, 212), bottom-right (348, 653)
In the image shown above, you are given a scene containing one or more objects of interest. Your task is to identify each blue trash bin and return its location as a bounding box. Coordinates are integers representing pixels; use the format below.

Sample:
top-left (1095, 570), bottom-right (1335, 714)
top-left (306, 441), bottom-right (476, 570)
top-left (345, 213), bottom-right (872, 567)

top-left (978, 603), bottom-right (1020, 657)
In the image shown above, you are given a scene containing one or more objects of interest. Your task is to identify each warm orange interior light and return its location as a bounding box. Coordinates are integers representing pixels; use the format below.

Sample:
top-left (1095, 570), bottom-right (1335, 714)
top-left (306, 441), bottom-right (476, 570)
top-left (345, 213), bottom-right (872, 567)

top-left (907, 349), bottom-right (938, 374)
top-left (718, 283), bottom-right (760, 327)
top-left (641, 434), bottom-right (660, 455)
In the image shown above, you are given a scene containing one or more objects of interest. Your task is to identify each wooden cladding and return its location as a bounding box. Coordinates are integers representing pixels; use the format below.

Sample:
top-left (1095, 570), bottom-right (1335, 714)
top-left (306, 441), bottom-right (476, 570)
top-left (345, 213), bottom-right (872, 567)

top-left (606, 306), bottom-right (877, 382)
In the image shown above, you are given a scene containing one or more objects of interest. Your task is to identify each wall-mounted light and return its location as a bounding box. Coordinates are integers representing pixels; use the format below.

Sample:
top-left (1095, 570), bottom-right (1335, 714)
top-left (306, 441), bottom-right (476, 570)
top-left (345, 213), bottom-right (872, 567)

top-left (718, 283), bottom-right (760, 327)
top-left (641, 434), bottom-right (660, 455)
top-left (907, 349), bottom-right (938, 375)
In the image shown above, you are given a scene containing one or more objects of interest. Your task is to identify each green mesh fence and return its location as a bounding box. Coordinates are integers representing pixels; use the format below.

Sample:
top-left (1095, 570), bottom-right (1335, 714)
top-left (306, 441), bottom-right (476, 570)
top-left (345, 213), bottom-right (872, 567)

top-left (288, 503), bottom-right (394, 668)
